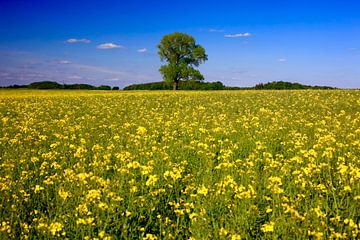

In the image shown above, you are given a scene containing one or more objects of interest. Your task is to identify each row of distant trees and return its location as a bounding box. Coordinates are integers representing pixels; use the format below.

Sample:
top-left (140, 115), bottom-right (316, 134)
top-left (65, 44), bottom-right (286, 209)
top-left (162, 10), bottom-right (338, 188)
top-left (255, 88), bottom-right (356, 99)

top-left (123, 81), bottom-right (226, 90)
top-left (0, 80), bottom-right (335, 90)
top-left (0, 81), bottom-right (120, 90)
top-left (254, 81), bottom-right (335, 90)
top-left (124, 81), bottom-right (334, 90)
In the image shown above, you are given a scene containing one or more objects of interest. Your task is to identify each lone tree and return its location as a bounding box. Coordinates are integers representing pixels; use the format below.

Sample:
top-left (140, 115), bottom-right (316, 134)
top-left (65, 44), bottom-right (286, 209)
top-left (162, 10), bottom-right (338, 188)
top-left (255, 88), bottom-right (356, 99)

top-left (158, 32), bottom-right (208, 90)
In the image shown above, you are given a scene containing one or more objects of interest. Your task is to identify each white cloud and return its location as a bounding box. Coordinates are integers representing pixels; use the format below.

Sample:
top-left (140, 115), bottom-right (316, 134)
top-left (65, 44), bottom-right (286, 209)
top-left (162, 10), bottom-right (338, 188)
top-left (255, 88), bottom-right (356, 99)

top-left (96, 43), bottom-right (124, 49)
top-left (66, 38), bottom-right (91, 43)
top-left (278, 58), bottom-right (287, 62)
top-left (209, 28), bottom-right (224, 32)
top-left (106, 77), bottom-right (121, 81)
top-left (67, 75), bottom-right (82, 80)
top-left (137, 48), bottom-right (147, 53)
top-left (0, 72), bottom-right (10, 76)
top-left (74, 64), bottom-right (128, 75)
top-left (224, 32), bottom-right (253, 38)
top-left (59, 60), bottom-right (71, 64)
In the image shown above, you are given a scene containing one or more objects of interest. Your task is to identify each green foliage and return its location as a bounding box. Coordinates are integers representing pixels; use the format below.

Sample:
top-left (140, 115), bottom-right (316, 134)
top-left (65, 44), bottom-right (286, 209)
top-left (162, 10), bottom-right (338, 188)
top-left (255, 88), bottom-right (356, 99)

top-left (0, 84), bottom-right (28, 89)
top-left (28, 81), bottom-right (63, 89)
top-left (124, 81), bottom-right (172, 90)
top-left (124, 80), bottom-right (336, 91)
top-left (63, 84), bottom-right (96, 90)
top-left (123, 81), bottom-right (225, 90)
top-left (97, 85), bottom-right (111, 90)
top-left (8, 81), bottom-right (114, 90)
top-left (158, 32), bottom-right (208, 90)
top-left (224, 86), bottom-right (254, 90)
top-left (255, 81), bottom-right (335, 90)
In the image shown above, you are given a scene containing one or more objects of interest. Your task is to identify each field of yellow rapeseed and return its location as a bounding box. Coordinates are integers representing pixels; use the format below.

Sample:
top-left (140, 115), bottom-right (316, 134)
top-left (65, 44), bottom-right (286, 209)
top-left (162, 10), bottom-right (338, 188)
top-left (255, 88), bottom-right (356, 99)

top-left (0, 89), bottom-right (359, 239)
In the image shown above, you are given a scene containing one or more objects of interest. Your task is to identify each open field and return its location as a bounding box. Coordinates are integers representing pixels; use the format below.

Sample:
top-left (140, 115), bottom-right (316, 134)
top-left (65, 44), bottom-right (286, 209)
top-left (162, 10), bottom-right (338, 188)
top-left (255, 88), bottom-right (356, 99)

top-left (1, 90), bottom-right (360, 239)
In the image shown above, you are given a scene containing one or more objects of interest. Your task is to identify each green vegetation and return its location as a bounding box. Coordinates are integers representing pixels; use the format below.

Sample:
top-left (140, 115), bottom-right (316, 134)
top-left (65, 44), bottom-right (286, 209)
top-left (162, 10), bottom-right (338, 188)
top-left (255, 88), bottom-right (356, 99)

top-left (0, 80), bottom-right (336, 91)
top-left (255, 81), bottom-right (335, 90)
top-left (97, 85), bottom-right (112, 90)
top-left (0, 81), bottom-right (118, 90)
top-left (29, 81), bottom-right (63, 89)
top-left (123, 81), bottom-right (225, 90)
top-left (123, 81), bottom-right (335, 91)
top-left (158, 32), bottom-right (208, 90)
top-left (63, 84), bottom-right (97, 90)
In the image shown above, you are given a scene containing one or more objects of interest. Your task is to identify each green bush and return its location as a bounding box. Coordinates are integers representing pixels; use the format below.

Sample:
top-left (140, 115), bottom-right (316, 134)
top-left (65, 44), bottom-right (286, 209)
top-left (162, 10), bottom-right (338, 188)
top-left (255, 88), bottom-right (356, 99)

top-left (97, 85), bottom-right (111, 90)
top-left (28, 81), bottom-right (63, 89)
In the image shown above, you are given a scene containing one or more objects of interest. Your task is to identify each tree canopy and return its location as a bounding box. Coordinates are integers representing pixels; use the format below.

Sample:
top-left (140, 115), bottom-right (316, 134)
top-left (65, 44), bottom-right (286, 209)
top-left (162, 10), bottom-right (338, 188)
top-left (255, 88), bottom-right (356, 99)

top-left (158, 32), bottom-right (208, 90)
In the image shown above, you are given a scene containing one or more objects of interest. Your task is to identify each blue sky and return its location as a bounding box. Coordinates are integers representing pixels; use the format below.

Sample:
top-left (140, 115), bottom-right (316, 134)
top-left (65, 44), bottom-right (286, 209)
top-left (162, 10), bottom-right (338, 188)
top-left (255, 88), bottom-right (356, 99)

top-left (0, 0), bottom-right (359, 88)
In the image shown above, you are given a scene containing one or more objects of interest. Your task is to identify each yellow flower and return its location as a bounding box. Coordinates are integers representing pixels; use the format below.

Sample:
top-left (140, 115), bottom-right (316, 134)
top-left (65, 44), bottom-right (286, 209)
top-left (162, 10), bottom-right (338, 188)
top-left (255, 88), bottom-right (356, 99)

top-left (98, 202), bottom-right (108, 210)
top-left (34, 185), bottom-right (44, 193)
top-left (137, 126), bottom-right (147, 135)
top-left (76, 203), bottom-right (89, 215)
top-left (99, 230), bottom-right (106, 238)
top-left (231, 234), bottom-right (242, 240)
top-left (76, 218), bottom-right (87, 225)
top-left (197, 185), bottom-right (209, 196)
top-left (58, 188), bottom-right (70, 200)
top-left (261, 221), bottom-right (275, 233)
top-left (86, 217), bottom-right (95, 225)
top-left (219, 227), bottom-right (228, 236)
top-left (1, 117), bottom-right (9, 124)
top-left (125, 211), bottom-right (132, 217)
top-left (143, 233), bottom-right (157, 240)
top-left (49, 222), bottom-right (63, 236)
top-left (308, 230), bottom-right (324, 239)
top-left (266, 207), bottom-right (273, 213)
top-left (146, 175), bottom-right (159, 187)
top-left (86, 189), bottom-right (101, 201)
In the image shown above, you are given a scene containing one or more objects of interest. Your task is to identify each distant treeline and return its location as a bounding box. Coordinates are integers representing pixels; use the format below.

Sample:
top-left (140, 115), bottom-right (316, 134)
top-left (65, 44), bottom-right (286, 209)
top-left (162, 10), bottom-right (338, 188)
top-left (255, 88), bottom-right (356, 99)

top-left (0, 81), bottom-right (119, 90)
top-left (1, 80), bottom-right (335, 90)
top-left (254, 81), bottom-right (335, 90)
top-left (124, 80), bottom-right (335, 90)
top-left (123, 81), bottom-right (227, 90)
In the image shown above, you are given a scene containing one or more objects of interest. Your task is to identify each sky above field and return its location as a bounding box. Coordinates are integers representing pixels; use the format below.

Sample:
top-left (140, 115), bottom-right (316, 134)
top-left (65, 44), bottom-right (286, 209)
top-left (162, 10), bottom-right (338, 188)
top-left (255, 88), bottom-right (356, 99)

top-left (0, 0), bottom-right (359, 88)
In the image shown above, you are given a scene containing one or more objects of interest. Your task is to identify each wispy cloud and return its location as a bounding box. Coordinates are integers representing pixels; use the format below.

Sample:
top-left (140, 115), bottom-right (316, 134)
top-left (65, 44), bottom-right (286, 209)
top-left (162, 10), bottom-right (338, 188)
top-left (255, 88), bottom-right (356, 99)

top-left (72, 64), bottom-right (129, 76)
top-left (137, 48), bottom-right (147, 53)
top-left (67, 75), bottom-right (82, 80)
top-left (209, 28), bottom-right (224, 33)
top-left (105, 77), bottom-right (121, 81)
top-left (224, 32), bottom-right (253, 38)
top-left (278, 58), bottom-right (287, 62)
top-left (59, 60), bottom-right (71, 64)
top-left (65, 38), bottom-right (91, 43)
top-left (97, 43), bottom-right (124, 49)
top-left (0, 72), bottom-right (10, 77)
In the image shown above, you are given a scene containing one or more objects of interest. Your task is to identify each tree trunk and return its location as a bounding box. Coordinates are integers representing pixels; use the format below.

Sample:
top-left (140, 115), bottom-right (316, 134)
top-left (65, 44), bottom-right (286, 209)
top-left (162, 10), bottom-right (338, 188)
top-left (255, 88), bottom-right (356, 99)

top-left (173, 81), bottom-right (178, 90)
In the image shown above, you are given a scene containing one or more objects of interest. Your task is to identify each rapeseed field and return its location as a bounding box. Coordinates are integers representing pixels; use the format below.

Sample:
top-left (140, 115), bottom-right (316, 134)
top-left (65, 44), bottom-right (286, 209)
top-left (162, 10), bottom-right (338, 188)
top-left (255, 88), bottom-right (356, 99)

top-left (0, 90), bottom-right (359, 239)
